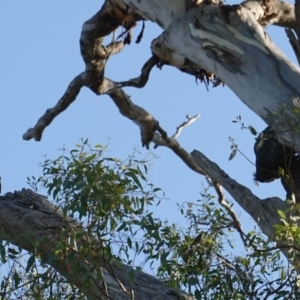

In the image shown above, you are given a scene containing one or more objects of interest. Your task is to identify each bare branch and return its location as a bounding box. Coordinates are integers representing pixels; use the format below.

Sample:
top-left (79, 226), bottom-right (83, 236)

top-left (95, 40), bottom-right (126, 59)
top-left (172, 114), bottom-right (200, 138)
top-left (213, 181), bottom-right (247, 246)
top-left (116, 55), bottom-right (160, 88)
top-left (22, 1), bottom-right (139, 141)
top-left (124, 0), bottom-right (296, 29)
top-left (99, 78), bottom-right (207, 176)
top-left (23, 73), bottom-right (87, 141)
top-left (285, 29), bottom-right (300, 66)
top-left (150, 5), bottom-right (300, 150)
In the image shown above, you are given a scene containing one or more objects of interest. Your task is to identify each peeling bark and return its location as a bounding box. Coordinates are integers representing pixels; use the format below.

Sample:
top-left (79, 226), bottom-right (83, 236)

top-left (149, 5), bottom-right (300, 149)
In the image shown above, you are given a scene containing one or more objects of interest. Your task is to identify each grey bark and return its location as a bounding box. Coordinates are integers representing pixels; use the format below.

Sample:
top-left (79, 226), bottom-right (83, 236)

top-left (0, 189), bottom-right (193, 300)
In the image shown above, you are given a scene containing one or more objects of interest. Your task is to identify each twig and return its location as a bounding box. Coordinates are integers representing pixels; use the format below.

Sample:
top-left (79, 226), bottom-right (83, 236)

top-left (285, 29), bottom-right (300, 66)
top-left (213, 181), bottom-right (247, 247)
top-left (172, 114), bottom-right (200, 139)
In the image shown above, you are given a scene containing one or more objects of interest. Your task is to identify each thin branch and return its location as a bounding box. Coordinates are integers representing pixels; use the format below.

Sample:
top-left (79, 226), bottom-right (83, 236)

top-left (100, 78), bottom-right (207, 176)
top-left (213, 181), bottom-right (247, 246)
top-left (285, 29), bottom-right (300, 66)
top-left (23, 73), bottom-right (87, 141)
top-left (116, 55), bottom-right (160, 89)
top-left (96, 40), bottom-right (126, 59)
top-left (22, 0), bottom-right (137, 142)
top-left (172, 114), bottom-right (200, 139)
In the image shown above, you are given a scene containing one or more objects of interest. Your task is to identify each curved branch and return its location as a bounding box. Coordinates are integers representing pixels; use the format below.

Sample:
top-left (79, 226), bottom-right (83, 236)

top-left (285, 29), bottom-right (300, 66)
top-left (116, 55), bottom-right (160, 88)
top-left (260, 0), bottom-right (295, 27)
top-left (124, 0), bottom-right (296, 28)
top-left (22, 0), bottom-right (137, 141)
top-left (172, 114), bottom-right (200, 138)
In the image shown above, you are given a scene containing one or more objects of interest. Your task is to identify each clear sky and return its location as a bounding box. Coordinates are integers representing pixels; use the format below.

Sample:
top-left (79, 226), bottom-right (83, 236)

top-left (0, 0), bottom-right (296, 262)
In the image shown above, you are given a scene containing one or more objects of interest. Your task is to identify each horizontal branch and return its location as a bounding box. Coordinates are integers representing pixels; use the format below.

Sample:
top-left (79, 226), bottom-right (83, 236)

top-left (124, 0), bottom-right (296, 28)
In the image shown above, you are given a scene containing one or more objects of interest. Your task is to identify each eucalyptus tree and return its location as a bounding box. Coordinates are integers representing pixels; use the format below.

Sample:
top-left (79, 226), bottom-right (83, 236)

top-left (2, 0), bottom-right (300, 299)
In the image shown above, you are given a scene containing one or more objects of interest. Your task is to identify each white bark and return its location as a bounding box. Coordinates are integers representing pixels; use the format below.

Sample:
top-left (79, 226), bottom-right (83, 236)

top-left (125, 0), bottom-right (300, 149)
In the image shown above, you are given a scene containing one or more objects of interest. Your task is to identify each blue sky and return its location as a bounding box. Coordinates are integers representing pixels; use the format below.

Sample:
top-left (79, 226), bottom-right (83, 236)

top-left (0, 1), bottom-right (296, 256)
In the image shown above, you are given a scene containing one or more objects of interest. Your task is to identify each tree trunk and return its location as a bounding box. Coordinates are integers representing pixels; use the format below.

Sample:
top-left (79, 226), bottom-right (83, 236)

top-left (125, 0), bottom-right (300, 149)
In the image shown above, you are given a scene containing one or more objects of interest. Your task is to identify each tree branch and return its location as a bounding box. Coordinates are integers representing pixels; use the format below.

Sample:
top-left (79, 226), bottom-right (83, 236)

top-left (0, 189), bottom-right (193, 300)
top-left (149, 5), bottom-right (300, 150)
top-left (191, 150), bottom-right (286, 239)
top-left (23, 73), bottom-right (87, 141)
top-left (285, 29), bottom-right (300, 66)
top-left (116, 55), bottom-right (160, 88)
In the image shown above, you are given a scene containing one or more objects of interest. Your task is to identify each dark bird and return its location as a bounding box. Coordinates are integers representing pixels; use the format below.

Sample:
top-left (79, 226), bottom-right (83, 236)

top-left (254, 126), bottom-right (300, 203)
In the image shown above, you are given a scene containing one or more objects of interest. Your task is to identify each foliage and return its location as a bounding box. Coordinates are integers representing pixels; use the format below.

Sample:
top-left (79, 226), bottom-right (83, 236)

top-left (0, 140), bottom-right (163, 299)
top-left (0, 140), bottom-right (299, 299)
top-left (155, 195), bottom-right (300, 300)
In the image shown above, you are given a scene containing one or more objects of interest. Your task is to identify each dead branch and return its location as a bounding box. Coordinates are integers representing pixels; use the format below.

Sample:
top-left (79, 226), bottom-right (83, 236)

top-left (172, 114), bottom-right (200, 138)
top-left (116, 55), bottom-right (160, 88)
top-left (213, 181), bottom-right (247, 246)
top-left (191, 149), bottom-right (300, 270)
top-left (23, 73), bottom-right (88, 141)
top-left (285, 29), bottom-right (300, 66)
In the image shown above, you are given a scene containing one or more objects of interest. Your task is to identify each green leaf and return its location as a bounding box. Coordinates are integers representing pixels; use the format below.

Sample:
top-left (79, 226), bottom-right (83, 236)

top-left (188, 277), bottom-right (198, 286)
top-left (278, 210), bottom-right (286, 220)
top-left (195, 289), bottom-right (201, 300)
top-left (228, 149), bottom-right (237, 161)
top-left (125, 171), bottom-right (143, 191)
top-left (128, 269), bottom-right (135, 286)
top-left (25, 254), bottom-right (35, 273)
top-left (117, 222), bottom-right (127, 232)
top-left (13, 270), bottom-right (20, 288)
top-left (127, 237), bottom-right (132, 249)
top-left (249, 126), bottom-right (257, 135)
